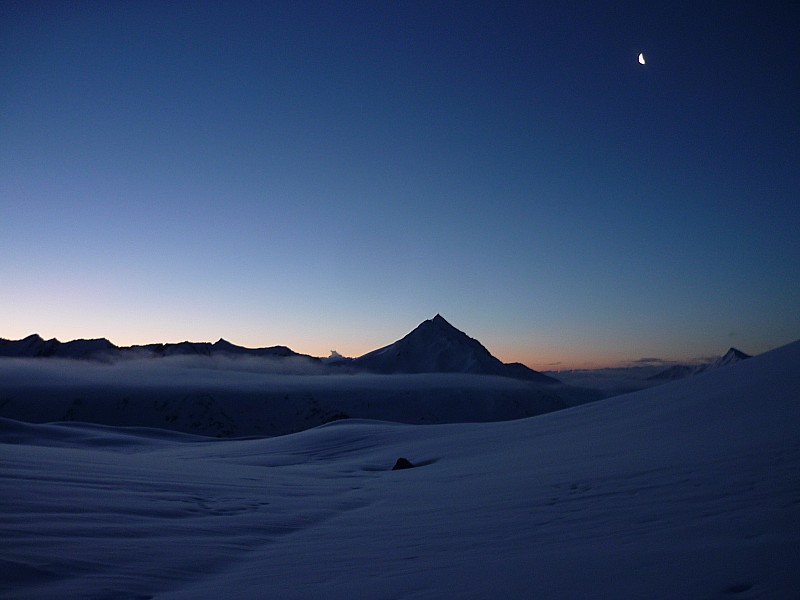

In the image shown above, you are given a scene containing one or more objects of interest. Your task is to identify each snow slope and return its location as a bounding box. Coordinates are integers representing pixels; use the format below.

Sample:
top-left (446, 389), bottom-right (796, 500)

top-left (1, 341), bottom-right (798, 599)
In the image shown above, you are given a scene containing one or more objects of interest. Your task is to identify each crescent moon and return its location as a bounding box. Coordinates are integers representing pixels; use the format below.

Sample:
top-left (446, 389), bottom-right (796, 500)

top-left (638, 53), bottom-right (646, 65)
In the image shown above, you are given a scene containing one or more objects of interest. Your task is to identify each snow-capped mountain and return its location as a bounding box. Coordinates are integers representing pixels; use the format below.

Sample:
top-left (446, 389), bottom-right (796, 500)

top-left (353, 314), bottom-right (558, 383)
top-left (649, 347), bottom-right (751, 381)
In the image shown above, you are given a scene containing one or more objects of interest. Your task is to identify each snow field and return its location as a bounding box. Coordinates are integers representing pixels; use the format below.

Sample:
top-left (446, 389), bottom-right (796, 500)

top-left (1, 341), bottom-right (799, 598)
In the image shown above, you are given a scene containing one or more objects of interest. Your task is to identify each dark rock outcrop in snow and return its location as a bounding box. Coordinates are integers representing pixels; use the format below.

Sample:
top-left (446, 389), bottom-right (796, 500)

top-left (392, 458), bottom-right (415, 470)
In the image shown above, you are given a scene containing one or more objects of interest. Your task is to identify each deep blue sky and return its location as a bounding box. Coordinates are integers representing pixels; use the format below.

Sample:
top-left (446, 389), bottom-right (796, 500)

top-left (2, 1), bottom-right (798, 368)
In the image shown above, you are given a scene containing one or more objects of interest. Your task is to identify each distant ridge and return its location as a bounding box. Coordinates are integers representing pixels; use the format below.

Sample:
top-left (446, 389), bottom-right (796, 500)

top-left (0, 334), bottom-right (116, 359)
top-left (0, 334), bottom-right (315, 362)
top-left (0, 316), bottom-right (556, 383)
top-left (353, 314), bottom-right (558, 383)
top-left (648, 347), bottom-right (752, 381)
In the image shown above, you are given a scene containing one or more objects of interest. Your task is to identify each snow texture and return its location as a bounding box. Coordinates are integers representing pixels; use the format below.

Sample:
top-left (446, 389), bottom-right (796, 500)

top-left (1, 340), bottom-right (798, 598)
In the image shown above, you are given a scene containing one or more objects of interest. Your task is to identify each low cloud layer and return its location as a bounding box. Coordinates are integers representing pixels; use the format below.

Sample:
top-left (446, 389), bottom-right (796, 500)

top-left (0, 354), bottom-right (334, 391)
top-left (0, 356), bottom-right (576, 437)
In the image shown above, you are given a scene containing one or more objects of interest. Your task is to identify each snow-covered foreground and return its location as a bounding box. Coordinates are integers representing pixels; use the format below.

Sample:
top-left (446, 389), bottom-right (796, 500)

top-left (2, 342), bottom-right (799, 599)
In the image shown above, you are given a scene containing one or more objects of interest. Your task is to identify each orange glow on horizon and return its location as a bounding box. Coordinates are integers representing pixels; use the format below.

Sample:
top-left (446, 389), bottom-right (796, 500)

top-left (4, 327), bottom-right (694, 371)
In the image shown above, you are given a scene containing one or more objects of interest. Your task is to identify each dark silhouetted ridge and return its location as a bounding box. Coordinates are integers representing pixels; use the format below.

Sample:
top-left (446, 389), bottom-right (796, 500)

top-left (0, 334), bottom-right (313, 362)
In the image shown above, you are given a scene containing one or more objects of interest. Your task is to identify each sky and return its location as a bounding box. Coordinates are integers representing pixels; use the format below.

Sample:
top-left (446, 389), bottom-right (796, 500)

top-left (1, 1), bottom-right (798, 369)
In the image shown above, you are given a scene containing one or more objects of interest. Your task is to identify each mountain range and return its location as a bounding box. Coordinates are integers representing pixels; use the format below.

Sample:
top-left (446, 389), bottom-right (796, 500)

top-left (0, 316), bottom-right (601, 436)
top-left (0, 314), bottom-right (556, 383)
top-left (0, 333), bottom-right (302, 361)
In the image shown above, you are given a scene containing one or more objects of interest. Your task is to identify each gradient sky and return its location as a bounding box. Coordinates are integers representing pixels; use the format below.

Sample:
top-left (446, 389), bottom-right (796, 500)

top-left (2, 1), bottom-right (798, 369)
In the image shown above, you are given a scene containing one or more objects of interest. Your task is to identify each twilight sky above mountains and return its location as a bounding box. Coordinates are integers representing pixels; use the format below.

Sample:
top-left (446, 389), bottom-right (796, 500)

top-left (1, 1), bottom-right (798, 369)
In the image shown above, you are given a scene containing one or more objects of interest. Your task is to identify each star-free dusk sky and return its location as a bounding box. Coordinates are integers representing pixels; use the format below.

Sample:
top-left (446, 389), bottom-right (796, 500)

top-left (2, 1), bottom-right (798, 369)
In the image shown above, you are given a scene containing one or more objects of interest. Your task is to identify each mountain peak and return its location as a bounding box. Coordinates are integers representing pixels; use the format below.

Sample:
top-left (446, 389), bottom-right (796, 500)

top-left (707, 347), bottom-right (751, 370)
top-left (354, 316), bottom-right (558, 383)
top-left (650, 346), bottom-right (752, 380)
top-left (419, 314), bottom-right (459, 333)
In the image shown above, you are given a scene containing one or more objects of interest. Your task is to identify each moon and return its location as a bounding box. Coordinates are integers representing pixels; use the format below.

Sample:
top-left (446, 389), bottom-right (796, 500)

top-left (638, 52), bottom-right (646, 65)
